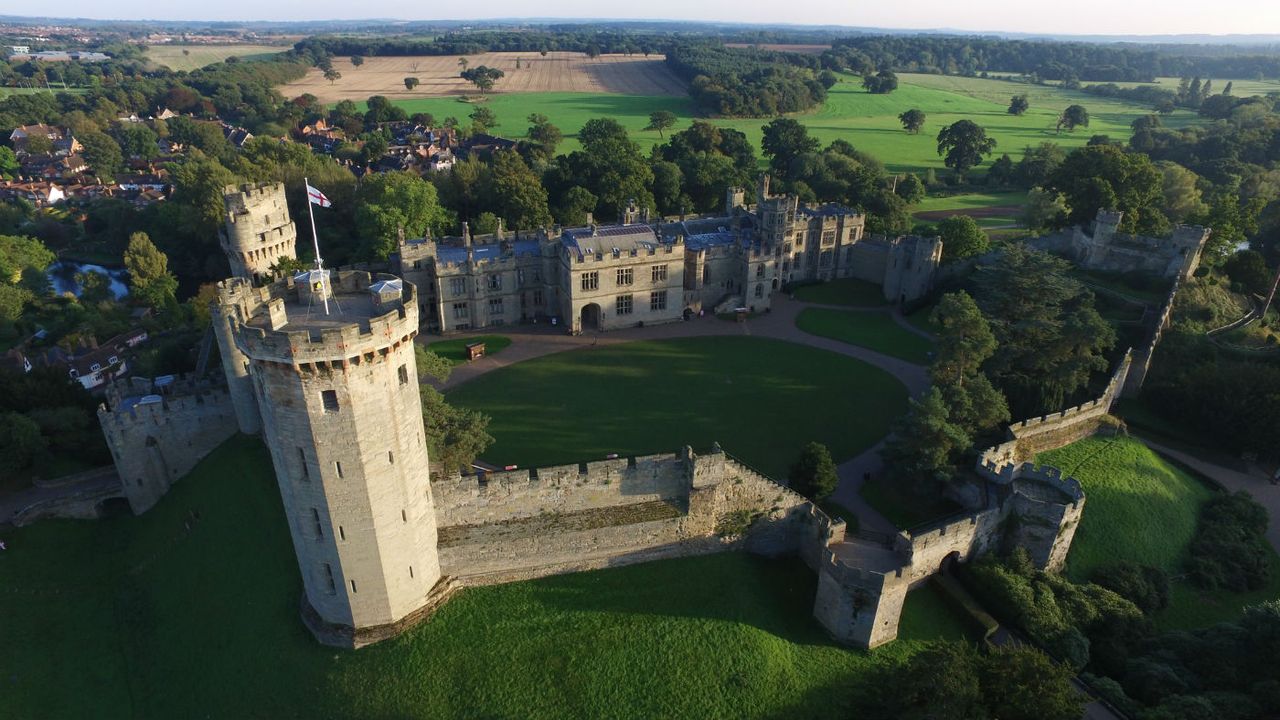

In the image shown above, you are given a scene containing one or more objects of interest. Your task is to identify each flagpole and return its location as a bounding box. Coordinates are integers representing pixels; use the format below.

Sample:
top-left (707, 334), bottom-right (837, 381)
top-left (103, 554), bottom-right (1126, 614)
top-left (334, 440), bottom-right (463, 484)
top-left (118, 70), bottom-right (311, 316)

top-left (304, 176), bottom-right (330, 316)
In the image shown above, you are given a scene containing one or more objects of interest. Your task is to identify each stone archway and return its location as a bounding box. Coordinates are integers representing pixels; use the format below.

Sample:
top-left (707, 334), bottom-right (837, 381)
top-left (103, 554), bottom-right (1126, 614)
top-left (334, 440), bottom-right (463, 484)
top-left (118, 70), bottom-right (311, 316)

top-left (939, 550), bottom-right (961, 574)
top-left (580, 303), bottom-right (602, 332)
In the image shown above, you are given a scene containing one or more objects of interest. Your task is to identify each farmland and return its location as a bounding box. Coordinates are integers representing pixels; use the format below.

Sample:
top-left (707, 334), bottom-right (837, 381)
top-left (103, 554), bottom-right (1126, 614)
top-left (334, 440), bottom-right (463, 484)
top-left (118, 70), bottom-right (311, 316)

top-left (382, 69), bottom-right (1203, 168)
top-left (144, 43), bottom-right (286, 71)
top-left (283, 52), bottom-right (686, 104)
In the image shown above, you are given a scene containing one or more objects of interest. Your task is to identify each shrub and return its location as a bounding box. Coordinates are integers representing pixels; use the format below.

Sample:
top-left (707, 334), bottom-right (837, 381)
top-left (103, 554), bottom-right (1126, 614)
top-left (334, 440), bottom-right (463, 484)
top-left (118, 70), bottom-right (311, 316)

top-left (1092, 562), bottom-right (1171, 615)
top-left (1187, 492), bottom-right (1271, 592)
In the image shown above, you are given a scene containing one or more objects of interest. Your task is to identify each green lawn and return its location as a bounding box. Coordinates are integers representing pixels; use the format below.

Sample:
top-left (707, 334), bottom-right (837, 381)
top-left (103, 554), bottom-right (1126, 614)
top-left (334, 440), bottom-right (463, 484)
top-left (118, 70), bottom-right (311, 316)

top-left (446, 337), bottom-right (909, 479)
top-left (427, 334), bottom-right (512, 363)
top-left (912, 191), bottom-right (1029, 214)
top-left (0, 435), bottom-right (971, 718)
top-left (388, 71), bottom-right (1200, 172)
top-left (795, 308), bottom-right (935, 364)
top-left (792, 278), bottom-right (888, 307)
top-left (1037, 435), bottom-right (1280, 629)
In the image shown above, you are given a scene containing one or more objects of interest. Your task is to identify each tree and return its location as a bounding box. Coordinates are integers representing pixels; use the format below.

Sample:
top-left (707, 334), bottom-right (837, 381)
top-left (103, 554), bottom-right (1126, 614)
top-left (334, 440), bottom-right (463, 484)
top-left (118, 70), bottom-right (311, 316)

top-left (350, 55), bottom-right (364, 67)
top-left (936, 120), bottom-right (997, 180)
top-left (898, 109), bottom-right (927, 134)
top-left (0, 147), bottom-right (17, 178)
top-left (485, 149), bottom-right (553, 230)
top-left (1044, 144), bottom-right (1168, 235)
top-left (0, 234), bottom-right (55, 287)
top-left (420, 385), bottom-right (493, 475)
top-left (526, 113), bottom-right (563, 156)
top-left (460, 66), bottom-right (504, 94)
top-left (761, 118), bottom-right (819, 179)
top-left (1057, 104), bottom-right (1090, 133)
top-left (403, 77), bottom-right (420, 91)
top-left (354, 171), bottom-right (451, 259)
top-left (881, 388), bottom-right (970, 495)
top-left (644, 110), bottom-right (677, 139)
top-left (415, 344), bottom-right (453, 383)
top-left (980, 646), bottom-right (1084, 720)
top-left (469, 106), bottom-right (497, 133)
top-left (0, 412), bottom-right (45, 474)
top-left (930, 291), bottom-right (1010, 438)
top-left (323, 68), bottom-right (342, 85)
top-left (937, 215), bottom-right (990, 263)
top-left (787, 442), bottom-right (839, 500)
top-left (971, 245), bottom-right (1116, 416)
top-left (79, 131), bottom-right (123, 178)
top-left (1223, 250), bottom-right (1272, 295)
top-left (1021, 187), bottom-right (1068, 231)
top-left (895, 173), bottom-right (926, 204)
top-left (862, 70), bottom-right (898, 94)
top-left (1008, 94), bottom-right (1030, 115)
top-left (123, 231), bottom-right (177, 308)
top-left (457, 57), bottom-right (468, 71)
top-left (1156, 161), bottom-right (1207, 223)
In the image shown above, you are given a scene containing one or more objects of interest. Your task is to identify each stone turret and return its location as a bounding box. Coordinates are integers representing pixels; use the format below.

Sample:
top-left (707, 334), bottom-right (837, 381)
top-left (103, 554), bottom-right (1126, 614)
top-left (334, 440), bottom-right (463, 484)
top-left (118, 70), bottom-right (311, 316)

top-left (220, 182), bottom-right (298, 282)
top-left (217, 271), bottom-right (441, 648)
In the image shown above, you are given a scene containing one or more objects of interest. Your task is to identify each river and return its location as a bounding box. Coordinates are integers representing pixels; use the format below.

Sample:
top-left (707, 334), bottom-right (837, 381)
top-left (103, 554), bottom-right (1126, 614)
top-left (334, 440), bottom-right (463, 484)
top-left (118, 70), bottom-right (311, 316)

top-left (46, 260), bottom-right (130, 300)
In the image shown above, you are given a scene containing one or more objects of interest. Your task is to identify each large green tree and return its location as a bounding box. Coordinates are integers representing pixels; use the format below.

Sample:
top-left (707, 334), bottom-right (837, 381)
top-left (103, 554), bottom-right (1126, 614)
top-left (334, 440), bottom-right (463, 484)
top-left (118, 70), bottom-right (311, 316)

top-left (761, 118), bottom-right (820, 179)
top-left (354, 171), bottom-right (452, 259)
top-left (936, 120), bottom-right (997, 180)
top-left (544, 118), bottom-right (654, 221)
top-left (123, 231), bottom-right (177, 309)
top-left (936, 215), bottom-right (990, 263)
top-left (787, 442), bottom-right (839, 500)
top-left (880, 388), bottom-right (971, 495)
top-left (970, 245), bottom-right (1116, 416)
top-left (643, 110), bottom-right (677, 138)
top-left (898, 109), bottom-right (927, 134)
top-left (485, 149), bottom-right (553, 231)
top-left (1044, 144), bottom-right (1168, 235)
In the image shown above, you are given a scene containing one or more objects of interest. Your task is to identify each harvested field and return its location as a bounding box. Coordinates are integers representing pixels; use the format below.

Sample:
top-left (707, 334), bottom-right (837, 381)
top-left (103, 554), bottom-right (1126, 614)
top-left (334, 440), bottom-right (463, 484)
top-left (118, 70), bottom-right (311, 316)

top-left (281, 52), bottom-right (686, 103)
top-left (724, 43), bottom-right (831, 55)
top-left (145, 43), bottom-right (286, 71)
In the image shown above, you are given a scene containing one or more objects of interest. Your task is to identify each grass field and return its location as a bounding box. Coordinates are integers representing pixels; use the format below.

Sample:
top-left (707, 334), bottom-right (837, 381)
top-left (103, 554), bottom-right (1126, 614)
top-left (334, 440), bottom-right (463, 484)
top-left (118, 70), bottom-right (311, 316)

top-left (795, 308), bottom-right (935, 364)
top-left (1037, 435), bottom-right (1280, 629)
top-left (445, 337), bottom-right (909, 479)
top-left (145, 44), bottom-right (285, 71)
top-left (288, 52), bottom-right (685, 104)
top-left (0, 436), bottom-right (973, 718)
top-left (792, 278), bottom-right (888, 306)
top-left (382, 71), bottom-right (1205, 168)
top-left (427, 334), bottom-right (512, 363)
top-left (860, 476), bottom-right (963, 530)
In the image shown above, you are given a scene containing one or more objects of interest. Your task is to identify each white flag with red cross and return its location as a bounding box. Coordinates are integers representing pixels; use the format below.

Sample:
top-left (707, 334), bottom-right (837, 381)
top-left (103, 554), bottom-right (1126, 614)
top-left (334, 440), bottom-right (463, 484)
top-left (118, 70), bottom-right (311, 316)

top-left (306, 183), bottom-right (331, 208)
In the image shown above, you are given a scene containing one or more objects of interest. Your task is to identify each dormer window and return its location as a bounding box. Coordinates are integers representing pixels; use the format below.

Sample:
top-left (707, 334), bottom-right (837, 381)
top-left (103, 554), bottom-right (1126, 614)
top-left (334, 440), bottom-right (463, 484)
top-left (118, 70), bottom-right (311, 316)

top-left (108, 356), bottom-right (118, 365)
top-left (90, 363), bottom-right (101, 372)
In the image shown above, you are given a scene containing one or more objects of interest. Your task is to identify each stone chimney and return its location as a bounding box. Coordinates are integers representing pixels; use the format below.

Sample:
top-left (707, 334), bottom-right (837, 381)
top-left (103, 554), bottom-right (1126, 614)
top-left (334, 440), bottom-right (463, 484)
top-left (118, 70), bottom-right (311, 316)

top-left (461, 221), bottom-right (471, 247)
top-left (585, 212), bottom-right (594, 227)
top-left (495, 217), bottom-right (504, 240)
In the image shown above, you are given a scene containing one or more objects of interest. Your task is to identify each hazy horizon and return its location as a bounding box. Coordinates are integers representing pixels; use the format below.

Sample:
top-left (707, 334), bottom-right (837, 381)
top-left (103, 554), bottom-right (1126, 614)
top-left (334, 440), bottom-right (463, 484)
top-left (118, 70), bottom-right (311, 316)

top-left (3, 1), bottom-right (1279, 39)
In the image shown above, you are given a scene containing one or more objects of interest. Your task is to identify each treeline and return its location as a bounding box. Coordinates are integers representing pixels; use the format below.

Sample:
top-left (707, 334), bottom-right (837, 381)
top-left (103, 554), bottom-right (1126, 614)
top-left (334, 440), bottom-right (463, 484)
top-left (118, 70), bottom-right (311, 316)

top-left (665, 44), bottom-right (831, 117)
top-left (294, 31), bottom-right (666, 59)
top-left (820, 35), bottom-right (1280, 82)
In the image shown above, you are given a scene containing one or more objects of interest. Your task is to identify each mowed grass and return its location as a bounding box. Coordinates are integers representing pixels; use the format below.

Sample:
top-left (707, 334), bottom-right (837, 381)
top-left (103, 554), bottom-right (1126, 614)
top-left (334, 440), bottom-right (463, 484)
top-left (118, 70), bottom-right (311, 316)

top-left (427, 334), bottom-right (512, 363)
top-left (1037, 435), bottom-right (1280, 629)
top-left (145, 44), bottom-right (285, 71)
top-left (0, 436), bottom-right (971, 718)
top-left (792, 278), bottom-right (888, 306)
top-left (445, 336), bottom-right (909, 479)
top-left (387, 71), bottom-right (1200, 168)
top-left (795, 308), bottom-right (935, 364)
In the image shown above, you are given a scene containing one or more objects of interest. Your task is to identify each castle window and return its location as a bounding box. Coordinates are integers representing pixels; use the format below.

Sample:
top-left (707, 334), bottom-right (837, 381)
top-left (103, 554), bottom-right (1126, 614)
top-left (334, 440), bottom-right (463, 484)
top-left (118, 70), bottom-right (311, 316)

top-left (489, 298), bottom-right (504, 315)
top-left (311, 508), bottom-right (323, 539)
top-left (298, 447), bottom-right (309, 481)
top-left (409, 566), bottom-right (414, 578)
top-left (822, 231), bottom-right (836, 246)
top-left (321, 390), bottom-right (339, 412)
top-left (487, 273), bottom-right (502, 291)
top-left (650, 290), bottom-right (667, 312)
top-left (616, 294), bottom-right (633, 315)
top-left (452, 302), bottom-right (469, 320)
top-left (795, 232), bottom-right (804, 245)
top-left (323, 563), bottom-right (336, 594)
top-left (651, 264), bottom-right (668, 282)
top-left (533, 289), bottom-right (544, 306)
top-left (402, 509), bottom-right (407, 523)
top-left (702, 267), bottom-right (710, 283)
top-left (449, 277), bottom-right (466, 297)
top-left (388, 450), bottom-right (395, 464)
top-left (338, 526), bottom-right (345, 540)
top-left (782, 261), bottom-right (790, 272)
top-left (755, 285), bottom-right (764, 298)
top-left (581, 271), bottom-right (599, 291)
top-left (350, 580), bottom-right (357, 594)
top-left (335, 461), bottom-right (344, 478)
top-left (398, 364), bottom-right (409, 385)
top-left (616, 268), bottom-right (633, 286)
top-left (756, 264), bottom-right (765, 278)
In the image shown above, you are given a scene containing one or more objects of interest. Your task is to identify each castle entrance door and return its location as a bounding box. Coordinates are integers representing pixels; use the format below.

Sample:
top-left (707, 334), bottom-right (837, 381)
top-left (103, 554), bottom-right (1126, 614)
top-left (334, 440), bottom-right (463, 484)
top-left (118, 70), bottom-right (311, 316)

top-left (580, 303), bottom-right (602, 332)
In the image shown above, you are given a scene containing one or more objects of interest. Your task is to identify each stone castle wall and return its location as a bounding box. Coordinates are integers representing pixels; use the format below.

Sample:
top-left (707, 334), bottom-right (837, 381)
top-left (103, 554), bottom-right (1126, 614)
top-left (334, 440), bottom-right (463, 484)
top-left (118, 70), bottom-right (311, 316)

top-left (98, 375), bottom-right (240, 514)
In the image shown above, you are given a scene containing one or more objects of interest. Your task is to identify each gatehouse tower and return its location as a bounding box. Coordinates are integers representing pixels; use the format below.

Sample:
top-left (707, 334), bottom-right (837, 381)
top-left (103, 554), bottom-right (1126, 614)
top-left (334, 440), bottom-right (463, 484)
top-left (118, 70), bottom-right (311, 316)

top-left (216, 270), bottom-right (442, 647)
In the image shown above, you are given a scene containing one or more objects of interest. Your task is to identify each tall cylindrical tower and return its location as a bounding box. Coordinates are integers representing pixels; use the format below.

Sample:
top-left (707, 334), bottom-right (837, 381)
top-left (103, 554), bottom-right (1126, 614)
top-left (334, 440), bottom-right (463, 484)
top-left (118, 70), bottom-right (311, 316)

top-left (211, 277), bottom-right (261, 435)
top-left (221, 182), bottom-right (298, 282)
top-left (220, 271), bottom-right (440, 647)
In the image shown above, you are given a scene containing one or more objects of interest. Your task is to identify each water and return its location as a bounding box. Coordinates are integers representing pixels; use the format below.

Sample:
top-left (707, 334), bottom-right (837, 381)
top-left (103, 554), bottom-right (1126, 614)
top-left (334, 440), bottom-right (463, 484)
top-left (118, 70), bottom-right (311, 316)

top-left (46, 260), bottom-right (130, 299)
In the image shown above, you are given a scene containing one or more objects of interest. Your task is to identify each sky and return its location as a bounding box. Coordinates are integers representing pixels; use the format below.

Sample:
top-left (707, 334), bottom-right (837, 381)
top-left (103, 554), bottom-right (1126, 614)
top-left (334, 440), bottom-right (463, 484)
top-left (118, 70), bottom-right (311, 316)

top-left (17, 0), bottom-right (1280, 37)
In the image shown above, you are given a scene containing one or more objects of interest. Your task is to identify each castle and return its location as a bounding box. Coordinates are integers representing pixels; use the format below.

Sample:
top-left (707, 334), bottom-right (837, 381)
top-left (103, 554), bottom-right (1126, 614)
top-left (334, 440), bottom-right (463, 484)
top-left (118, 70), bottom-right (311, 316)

top-left (398, 175), bottom-right (942, 334)
top-left (1033, 209), bottom-right (1211, 281)
top-left (92, 180), bottom-right (1091, 651)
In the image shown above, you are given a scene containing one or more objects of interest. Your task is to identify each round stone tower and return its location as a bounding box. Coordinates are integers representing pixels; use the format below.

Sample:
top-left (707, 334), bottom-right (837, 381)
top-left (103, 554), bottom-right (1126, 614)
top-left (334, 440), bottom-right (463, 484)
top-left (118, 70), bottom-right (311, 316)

top-left (221, 182), bottom-right (298, 282)
top-left (218, 270), bottom-right (441, 648)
